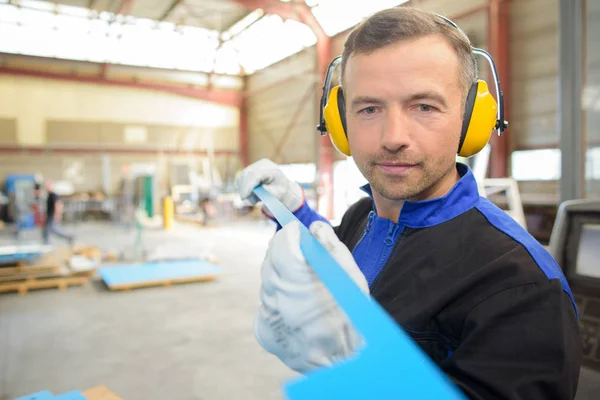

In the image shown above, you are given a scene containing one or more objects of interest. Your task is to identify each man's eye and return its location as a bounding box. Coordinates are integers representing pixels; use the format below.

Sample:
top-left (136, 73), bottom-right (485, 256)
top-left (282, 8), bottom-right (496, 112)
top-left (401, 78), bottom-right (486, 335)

top-left (361, 106), bottom-right (377, 115)
top-left (418, 104), bottom-right (434, 112)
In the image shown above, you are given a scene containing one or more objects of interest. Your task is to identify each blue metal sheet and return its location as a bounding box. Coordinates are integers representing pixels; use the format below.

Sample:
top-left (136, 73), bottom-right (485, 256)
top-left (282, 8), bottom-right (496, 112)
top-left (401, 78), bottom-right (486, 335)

top-left (98, 259), bottom-right (222, 287)
top-left (253, 186), bottom-right (466, 400)
top-left (12, 390), bottom-right (54, 400)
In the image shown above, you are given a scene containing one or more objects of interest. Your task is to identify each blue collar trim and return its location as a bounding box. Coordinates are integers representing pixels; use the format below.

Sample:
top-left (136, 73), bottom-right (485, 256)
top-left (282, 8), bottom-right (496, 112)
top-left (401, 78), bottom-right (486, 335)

top-left (359, 163), bottom-right (481, 228)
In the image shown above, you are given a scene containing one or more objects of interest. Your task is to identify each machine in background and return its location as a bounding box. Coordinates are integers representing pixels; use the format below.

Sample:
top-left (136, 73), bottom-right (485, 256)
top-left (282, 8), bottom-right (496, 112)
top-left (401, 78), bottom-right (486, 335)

top-left (548, 199), bottom-right (600, 371)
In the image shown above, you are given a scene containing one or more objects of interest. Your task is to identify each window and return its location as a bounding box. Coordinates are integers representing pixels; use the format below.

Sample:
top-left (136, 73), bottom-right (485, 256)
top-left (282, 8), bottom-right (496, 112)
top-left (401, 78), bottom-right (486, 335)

top-left (586, 147), bottom-right (600, 180)
top-left (229, 14), bottom-right (317, 74)
top-left (279, 163), bottom-right (317, 185)
top-left (511, 149), bottom-right (561, 181)
top-left (311, 0), bottom-right (409, 37)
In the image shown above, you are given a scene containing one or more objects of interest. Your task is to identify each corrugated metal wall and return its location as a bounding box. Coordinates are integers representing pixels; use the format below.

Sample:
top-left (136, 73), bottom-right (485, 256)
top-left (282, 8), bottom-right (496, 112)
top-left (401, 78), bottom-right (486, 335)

top-left (246, 47), bottom-right (318, 164)
top-left (511, 0), bottom-right (559, 150)
top-left (586, 0), bottom-right (600, 146)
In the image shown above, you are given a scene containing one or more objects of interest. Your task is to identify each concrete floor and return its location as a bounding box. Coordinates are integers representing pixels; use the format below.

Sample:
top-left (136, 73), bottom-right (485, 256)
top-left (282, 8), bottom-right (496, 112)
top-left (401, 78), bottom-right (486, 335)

top-left (0, 219), bottom-right (296, 400)
top-left (1, 219), bottom-right (599, 399)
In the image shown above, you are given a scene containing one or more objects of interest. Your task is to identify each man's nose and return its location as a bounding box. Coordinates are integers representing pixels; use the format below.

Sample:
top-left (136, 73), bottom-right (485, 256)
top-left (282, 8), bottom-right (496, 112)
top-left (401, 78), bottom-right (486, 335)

top-left (381, 106), bottom-right (410, 152)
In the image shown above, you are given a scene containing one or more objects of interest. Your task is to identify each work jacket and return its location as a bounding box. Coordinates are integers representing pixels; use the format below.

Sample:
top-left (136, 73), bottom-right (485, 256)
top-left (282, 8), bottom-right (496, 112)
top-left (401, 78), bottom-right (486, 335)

top-left (294, 162), bottom-right (581, 400)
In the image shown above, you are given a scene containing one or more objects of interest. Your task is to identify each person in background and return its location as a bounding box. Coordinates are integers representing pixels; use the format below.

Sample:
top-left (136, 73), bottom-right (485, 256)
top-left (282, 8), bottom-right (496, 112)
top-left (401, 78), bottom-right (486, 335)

top-left (43, 180), bottom-right (74, 245)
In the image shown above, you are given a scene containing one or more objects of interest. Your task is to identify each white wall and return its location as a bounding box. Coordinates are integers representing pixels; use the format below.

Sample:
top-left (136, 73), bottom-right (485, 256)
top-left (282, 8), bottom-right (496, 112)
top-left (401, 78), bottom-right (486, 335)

top-left (0, 75), bottom-right (239, 146)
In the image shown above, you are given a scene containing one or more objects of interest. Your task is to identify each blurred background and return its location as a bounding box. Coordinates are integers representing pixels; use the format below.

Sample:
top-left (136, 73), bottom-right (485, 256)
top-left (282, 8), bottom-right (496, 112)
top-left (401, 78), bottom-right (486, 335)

top-left (0, 0), bottom-right (598, 399)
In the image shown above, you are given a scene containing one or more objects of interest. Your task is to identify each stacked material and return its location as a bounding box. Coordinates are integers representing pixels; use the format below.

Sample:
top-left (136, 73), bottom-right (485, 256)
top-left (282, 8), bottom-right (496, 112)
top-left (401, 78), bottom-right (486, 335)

top-left (0, 245), bottom-right (111, 295)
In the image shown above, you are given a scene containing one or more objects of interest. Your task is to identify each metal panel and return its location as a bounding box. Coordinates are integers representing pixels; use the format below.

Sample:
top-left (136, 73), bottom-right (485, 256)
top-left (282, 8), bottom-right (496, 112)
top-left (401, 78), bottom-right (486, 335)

top-left (0, 118), bottom-right (17, 145)
top-left (247, 47), bottom-right (318, 164)
top-left (246, 47), bottom-right (317, 93)
top-left (584, 0), bottom-right (600, 145)
top-left (559, 0), bottom-right (584, 203)
top-left (511, 0), bottom-right (559, 149)
top-left (45, 120), bottom-right (238, 153)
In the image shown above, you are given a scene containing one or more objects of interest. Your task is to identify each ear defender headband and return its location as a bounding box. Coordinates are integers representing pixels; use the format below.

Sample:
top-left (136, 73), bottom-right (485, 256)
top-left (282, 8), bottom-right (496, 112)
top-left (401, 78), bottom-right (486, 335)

top-left (316, 13), bottom-right (509, 158)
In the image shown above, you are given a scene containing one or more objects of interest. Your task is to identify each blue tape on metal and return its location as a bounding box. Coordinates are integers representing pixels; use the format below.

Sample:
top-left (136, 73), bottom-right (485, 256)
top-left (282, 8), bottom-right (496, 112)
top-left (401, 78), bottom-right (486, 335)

top-left (253, 186), bottom-right (466, 400)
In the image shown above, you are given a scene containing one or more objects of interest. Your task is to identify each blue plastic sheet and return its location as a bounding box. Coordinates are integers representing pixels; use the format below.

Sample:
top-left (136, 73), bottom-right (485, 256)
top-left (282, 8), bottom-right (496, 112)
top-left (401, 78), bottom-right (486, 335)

top-left (98, 259), bottom-right (222, 288)
top-left (253, 186), bottom-right (466, 400)
top-left (13, 390), bottom-right (54, 400)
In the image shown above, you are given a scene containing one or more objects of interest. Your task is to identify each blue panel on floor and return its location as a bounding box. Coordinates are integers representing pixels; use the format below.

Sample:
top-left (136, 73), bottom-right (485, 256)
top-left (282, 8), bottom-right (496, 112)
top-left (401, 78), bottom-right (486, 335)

top-left (13, 390), bottom-right (54, 400)
top-left (98, 259), bottom-right (223, 287)
top-left (54, 391), bottom-right (87, 399)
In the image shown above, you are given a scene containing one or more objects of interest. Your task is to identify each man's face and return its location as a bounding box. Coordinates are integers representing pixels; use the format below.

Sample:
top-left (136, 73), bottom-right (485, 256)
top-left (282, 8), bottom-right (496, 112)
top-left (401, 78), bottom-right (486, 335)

top-left (344, 34), bottom-right (464, 201)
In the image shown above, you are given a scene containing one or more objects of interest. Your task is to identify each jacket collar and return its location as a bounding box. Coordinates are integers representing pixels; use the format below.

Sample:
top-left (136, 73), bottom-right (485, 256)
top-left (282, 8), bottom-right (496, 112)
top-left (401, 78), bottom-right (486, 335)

top-left (360, 162), bottom-right (480, 228)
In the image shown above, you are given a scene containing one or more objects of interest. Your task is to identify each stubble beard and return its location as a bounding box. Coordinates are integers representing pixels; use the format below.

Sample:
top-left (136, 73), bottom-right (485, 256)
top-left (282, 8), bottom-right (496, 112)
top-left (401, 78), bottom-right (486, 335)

top-left (360, 156), bottom-right (457, 201)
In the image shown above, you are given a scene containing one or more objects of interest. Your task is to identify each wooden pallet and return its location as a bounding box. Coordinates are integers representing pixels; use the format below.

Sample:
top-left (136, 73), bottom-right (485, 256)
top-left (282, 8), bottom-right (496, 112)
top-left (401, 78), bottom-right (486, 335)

top-left (0, 275), bottom-right (89, 294)
top-left (0, 269), bottom-right (94, 283)
top-left (0, 264), bottom-right (61, 276)
top-left (107, 274), bottom-right (218, 291)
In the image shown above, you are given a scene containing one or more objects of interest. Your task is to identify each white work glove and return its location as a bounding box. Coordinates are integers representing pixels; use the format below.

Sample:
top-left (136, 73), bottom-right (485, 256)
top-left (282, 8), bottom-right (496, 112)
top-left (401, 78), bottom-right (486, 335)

top-left (255, 220), bottom-right (370, 374)
top-left (236, 158), bottom-right (304, 216)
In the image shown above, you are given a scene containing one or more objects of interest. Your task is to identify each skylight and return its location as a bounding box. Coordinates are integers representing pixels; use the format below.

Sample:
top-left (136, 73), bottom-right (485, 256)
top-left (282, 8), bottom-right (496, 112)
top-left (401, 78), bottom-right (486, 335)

top-left (311, 0), bottom-right (409, 37)
top-left (0, 0), bottom-right (411, 75)
top-left (0, 1), bottom-right (221, 73)
top-left (229, 14), bottom-right (317, 74)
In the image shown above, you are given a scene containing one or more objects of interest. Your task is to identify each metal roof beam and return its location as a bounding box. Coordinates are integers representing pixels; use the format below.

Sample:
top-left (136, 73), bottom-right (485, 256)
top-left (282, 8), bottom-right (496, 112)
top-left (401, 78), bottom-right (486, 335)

top-left (0, 66), bottom-right (242, 108)
top-left (115, 0), bottom-right (135, 15)
top-left (159, 0), bottom-right (183, 21)
top-left (230, 0), bottom-right (327, 40)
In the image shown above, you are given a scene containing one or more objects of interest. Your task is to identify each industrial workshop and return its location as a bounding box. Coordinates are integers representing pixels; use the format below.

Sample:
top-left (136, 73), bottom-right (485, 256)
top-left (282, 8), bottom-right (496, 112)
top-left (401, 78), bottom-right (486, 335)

top-left (0, 0), bottom-right (599, 399)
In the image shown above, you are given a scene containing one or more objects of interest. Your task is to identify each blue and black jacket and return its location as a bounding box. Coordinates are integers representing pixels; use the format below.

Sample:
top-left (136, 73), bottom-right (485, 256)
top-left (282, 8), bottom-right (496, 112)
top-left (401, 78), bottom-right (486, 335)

top-left (292, 163), bottom-right (581, 400)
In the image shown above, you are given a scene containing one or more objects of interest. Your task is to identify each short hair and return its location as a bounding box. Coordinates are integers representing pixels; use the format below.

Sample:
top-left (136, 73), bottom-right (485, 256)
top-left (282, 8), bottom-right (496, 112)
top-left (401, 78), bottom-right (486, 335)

top-left (341, 7), bottom-right (477, 104)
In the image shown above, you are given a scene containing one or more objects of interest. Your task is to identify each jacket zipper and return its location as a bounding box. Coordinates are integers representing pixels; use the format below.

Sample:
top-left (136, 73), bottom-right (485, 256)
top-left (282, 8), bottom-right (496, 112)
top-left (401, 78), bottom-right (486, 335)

top-left (353, 211), bottom-right (375, 254)
top-left (369, 223), bottom-right (401, 290)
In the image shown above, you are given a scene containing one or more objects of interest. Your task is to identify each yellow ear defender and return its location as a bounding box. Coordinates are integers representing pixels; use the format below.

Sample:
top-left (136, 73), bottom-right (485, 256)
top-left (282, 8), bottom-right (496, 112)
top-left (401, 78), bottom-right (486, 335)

top-left (316, 14), bottom-right (508, 158)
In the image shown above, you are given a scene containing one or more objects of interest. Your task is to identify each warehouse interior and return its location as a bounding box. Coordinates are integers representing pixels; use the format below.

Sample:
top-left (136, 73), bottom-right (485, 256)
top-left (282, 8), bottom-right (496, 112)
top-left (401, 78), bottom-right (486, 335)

top-left (0, 0), bottom-right (599, 398)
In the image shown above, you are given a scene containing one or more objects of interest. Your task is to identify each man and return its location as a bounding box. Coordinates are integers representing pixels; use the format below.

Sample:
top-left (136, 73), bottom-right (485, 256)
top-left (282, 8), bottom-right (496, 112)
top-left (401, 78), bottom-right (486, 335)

top-left (237, 7), bottom-right (581, 399)
top-left (43, 180), bottom-right (74, 245)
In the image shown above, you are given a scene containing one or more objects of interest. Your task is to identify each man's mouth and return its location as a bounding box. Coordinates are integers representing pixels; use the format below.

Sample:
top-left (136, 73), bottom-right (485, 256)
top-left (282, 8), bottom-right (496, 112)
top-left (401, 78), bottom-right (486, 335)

top-left (376, 162), bottom-right (418, 175)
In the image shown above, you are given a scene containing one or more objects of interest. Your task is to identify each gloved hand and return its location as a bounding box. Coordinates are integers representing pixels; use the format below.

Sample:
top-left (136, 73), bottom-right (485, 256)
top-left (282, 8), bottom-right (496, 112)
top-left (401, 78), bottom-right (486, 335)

top-left (236, 158), bottom-right (304, 216)
top-left (255, 220), bottom-right (370, 374)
